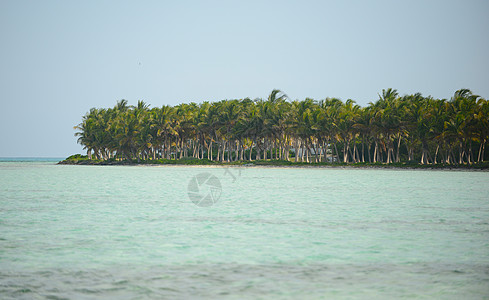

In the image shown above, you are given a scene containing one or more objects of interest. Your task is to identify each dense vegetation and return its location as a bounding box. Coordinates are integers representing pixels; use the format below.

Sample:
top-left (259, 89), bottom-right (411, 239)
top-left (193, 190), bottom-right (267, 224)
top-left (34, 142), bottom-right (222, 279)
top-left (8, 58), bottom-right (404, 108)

top-left (73, 89), bottom-right (488, 165)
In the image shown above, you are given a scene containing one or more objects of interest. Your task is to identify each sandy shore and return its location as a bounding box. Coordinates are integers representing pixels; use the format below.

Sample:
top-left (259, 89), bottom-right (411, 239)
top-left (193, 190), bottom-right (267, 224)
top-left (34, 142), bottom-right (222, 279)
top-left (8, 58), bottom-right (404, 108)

top-left (58, 160), bottom-right (489, 172)
top-left (141, 165), bottom-right (489, 172)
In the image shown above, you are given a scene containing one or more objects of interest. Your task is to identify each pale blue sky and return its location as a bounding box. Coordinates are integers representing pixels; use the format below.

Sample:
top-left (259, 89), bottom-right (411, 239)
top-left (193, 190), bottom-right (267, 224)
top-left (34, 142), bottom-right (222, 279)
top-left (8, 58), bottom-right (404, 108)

top-left (1, 0), bottom-right (488, 157)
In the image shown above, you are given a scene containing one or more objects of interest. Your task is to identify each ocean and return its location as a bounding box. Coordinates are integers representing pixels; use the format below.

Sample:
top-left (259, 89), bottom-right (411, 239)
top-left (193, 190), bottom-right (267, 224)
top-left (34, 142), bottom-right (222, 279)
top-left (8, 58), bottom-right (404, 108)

top-left (1, 161), bottom-right (488, 299)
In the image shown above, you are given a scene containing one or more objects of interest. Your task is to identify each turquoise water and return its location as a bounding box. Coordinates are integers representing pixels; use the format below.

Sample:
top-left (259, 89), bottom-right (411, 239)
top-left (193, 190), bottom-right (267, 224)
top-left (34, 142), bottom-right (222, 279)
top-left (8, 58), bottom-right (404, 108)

top-left (1, 161), bottom-right (488, 299)
top-left (0, 158), bottom-right (63, 162)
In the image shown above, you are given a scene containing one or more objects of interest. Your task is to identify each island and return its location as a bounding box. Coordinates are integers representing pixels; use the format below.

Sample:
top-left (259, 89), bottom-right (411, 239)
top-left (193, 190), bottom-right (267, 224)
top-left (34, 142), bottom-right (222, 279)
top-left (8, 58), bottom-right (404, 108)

top-left (60, 89), bottom-right (489, 170)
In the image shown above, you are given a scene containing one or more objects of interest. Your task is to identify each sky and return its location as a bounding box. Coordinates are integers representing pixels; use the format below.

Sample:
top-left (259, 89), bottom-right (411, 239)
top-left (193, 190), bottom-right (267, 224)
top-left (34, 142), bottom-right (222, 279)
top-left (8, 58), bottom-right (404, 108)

top-left (1, 0), bottom-right (488, 157)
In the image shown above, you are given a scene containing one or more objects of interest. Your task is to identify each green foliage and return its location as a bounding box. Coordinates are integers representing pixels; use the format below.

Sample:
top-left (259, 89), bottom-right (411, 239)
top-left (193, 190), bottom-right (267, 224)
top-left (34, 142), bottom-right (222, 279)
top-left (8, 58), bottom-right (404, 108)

top-left (69, 89), bottom-right (489, 166)
top-left (65, 154), bottom-right (88, 160)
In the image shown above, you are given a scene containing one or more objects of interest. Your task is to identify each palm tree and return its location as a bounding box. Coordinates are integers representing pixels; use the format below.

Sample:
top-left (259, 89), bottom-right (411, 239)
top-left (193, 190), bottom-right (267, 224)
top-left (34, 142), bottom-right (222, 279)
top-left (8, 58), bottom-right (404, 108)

top-left (475, 98), bottom-right (489, 162)
top-left (336, 99), bottom-right (360, 163)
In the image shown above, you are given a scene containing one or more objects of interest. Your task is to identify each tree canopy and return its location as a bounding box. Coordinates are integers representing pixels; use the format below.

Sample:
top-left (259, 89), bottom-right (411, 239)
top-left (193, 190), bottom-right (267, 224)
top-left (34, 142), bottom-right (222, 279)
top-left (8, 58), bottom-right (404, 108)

top-left (74, 89), bottom-right (489, 165)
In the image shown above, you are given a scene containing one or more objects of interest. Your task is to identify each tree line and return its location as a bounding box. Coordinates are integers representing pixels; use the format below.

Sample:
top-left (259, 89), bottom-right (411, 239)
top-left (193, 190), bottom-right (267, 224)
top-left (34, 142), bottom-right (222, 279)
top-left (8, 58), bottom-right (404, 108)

top-left (74, 89), bottom-right (488, 164)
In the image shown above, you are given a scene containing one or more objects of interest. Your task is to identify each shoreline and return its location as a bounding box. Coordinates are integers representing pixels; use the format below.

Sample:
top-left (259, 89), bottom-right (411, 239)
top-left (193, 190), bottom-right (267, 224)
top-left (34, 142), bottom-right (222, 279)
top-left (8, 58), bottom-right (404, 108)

top-left (57, 159), bottom-right (489, 171)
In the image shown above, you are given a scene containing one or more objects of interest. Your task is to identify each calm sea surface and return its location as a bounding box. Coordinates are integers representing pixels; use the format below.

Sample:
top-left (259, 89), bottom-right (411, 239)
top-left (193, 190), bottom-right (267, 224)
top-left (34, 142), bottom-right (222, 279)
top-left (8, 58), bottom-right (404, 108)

top-left (1, 161), bottom-right (488, 299)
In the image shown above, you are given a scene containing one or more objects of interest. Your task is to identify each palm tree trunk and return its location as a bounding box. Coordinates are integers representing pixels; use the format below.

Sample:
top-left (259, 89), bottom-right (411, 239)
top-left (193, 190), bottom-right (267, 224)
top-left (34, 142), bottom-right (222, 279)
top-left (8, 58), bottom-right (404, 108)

top-left (234, 141), bottom-right (238, 162)
top-left (333, 142), bottom-right (340, 163)
top-left (320, 141), bottom-right (325, 162)
top-left (367, 140), bottom-right (371, 163)
top-left (352, 143), bottom-right (358, 163)
top-left (226, 140), bottom-right (230, 162)
top-left (378, 142), bottom-right (383, 163)
top-left (421, 143), bottom-right (431, 165)
top-left (387, 147), bottom-right (392, 164)
top-left (433, 145), bottom-right (439, 164)
top-left (217, 142), bottom-right (221, 162)
top-left (479, 139), bottom-right (486, 162)
top-left (395, 137), bottom-right (401, 162)
top-left (478, 141), bottom-right (483, 162)
top-left (348, 144), bottom-right (354, 163)
top-left (361, 137), bottom-right (365, 163)
top-left (209, 140), bottom-right (213, 161)
top-left (459, 142), bottom-right (464, 164)
top-left (373, 141), bottom-right (378, 163)
top-left (294, 139), bottom-right (299, 162)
